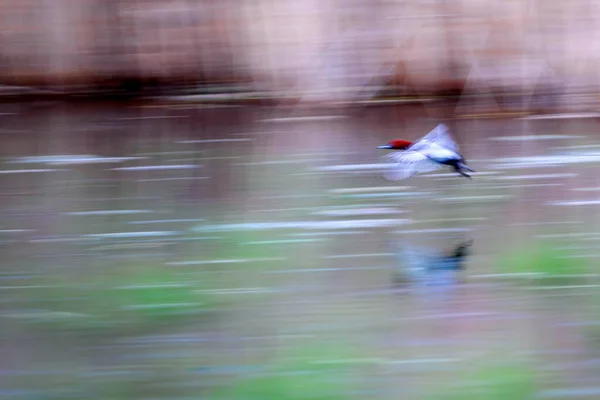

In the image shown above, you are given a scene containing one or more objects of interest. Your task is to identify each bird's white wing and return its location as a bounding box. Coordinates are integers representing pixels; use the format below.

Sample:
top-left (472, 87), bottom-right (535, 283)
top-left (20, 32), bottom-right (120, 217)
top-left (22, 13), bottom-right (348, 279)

top-left (382, 151), bottom-right (443, 181)
top-left (409, 123), bottom-right (459, 153)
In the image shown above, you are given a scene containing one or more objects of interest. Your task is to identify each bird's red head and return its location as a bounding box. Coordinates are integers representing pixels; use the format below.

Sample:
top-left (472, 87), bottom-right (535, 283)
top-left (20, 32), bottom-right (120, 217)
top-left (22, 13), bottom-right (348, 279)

top-left (377, 139), bottom-right (413, 150)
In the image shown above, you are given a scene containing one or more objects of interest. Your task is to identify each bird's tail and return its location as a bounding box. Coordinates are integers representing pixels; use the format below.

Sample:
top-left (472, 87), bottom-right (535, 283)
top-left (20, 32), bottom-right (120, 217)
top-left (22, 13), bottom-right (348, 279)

top-left (454, 161), bottom-right (475, 179)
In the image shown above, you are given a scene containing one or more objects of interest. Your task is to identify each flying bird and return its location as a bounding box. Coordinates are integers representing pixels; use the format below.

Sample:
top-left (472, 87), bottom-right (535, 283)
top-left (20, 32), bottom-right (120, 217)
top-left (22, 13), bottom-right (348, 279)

top-left (377, 123), bottom-right (475, 180)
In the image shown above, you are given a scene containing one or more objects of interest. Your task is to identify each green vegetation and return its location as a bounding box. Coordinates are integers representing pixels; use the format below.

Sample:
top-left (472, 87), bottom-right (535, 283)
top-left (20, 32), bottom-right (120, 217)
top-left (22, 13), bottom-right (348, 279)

top-left (8, 226), bottom-right (319, 333)
top-left (213, 342), bottom-right (364, 400)
top-left (205, 229), bottom-right (289, 261)
top-left (496, 239), bottom-right (588, 283)
top-left (426, 361), bottom-right (539, 400)
top-left (2, 342), bottom-right (366, 400)
top-left (11, 260), bottom-right (217, 334)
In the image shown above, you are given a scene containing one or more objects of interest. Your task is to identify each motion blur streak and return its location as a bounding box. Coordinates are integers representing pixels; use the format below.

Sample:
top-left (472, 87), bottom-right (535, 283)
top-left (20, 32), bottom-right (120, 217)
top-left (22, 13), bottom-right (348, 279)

top-left (0, 1), bottom-right (599, 399)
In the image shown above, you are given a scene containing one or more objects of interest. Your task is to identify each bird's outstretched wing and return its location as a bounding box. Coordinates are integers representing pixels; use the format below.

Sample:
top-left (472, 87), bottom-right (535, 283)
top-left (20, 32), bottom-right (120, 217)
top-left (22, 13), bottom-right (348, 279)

top-left (382, 151), bottom-right (443, 181)
top-left (409, 123), bottom-right (459, 153)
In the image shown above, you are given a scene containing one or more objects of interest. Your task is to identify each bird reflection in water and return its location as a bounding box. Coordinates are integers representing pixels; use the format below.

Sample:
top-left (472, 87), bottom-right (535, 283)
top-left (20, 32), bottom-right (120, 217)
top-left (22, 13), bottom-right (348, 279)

top-left (390, 238), bottom-right (474, 288)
